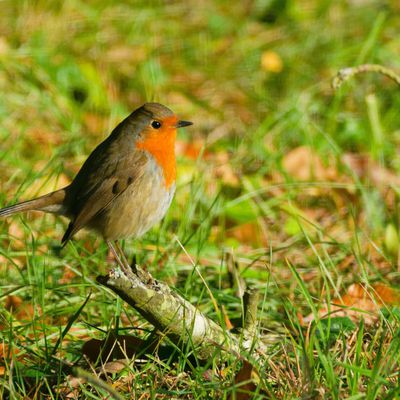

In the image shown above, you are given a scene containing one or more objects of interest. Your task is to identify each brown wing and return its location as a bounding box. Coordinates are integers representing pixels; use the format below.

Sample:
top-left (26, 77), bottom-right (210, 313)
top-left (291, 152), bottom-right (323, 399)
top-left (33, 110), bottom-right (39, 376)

top-left (62, 151), bottom-right (147, 244)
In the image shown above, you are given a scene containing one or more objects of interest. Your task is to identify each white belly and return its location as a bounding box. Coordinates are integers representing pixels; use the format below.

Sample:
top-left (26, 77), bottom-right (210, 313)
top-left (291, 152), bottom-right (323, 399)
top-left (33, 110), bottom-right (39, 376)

top-left (91, 160), bottom-right (175, 240)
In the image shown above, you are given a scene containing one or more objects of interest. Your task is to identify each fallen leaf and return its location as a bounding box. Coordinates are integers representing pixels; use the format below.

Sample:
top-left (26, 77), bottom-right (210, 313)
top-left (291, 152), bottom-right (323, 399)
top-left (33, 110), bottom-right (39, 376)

top-left (230, 360), bottom-right (258, 400)
top-left (26, 126), bottom-right (62, 147)
top-left (338, 283), bottom-right (400, 309)
top-left (5, 220), bottom-right (26, 250)
top-left (366, 283), bottom-right (400, 304)
top-left (222, 305), bottom-right (234, 331)
top-left (5, 295), bottom-right (23, 311)
top-left (83, 113), bottom-right (108, 136)
top-left (5, 295), bottom-right (35, 322)
top-left (176, 139), bottom-right (209, 160)
top-left (107, 44), bottom-right (147, 64)
top-left (99, 360), bottom-right (127, 375)
top-left (261, 51), bottom-right (283, 73)
top-left (213, 151), bottom-right (240, 186)
top-left (342, 153), bottom-right (400, 196)
top-left (55, 375), bottom-right (84, 398)
top-left (283, 146), bottom-right (337, 181)
top-left (0, 343), bottom-right (13, 359)
top-left (303, 283), bottom-right (400, 324)
top-left (0, 343), bottom-right (19, 376)
top-left (225, 222), bottom-right (267, 247)
top-left (59, 267), bottom-right (77, 284)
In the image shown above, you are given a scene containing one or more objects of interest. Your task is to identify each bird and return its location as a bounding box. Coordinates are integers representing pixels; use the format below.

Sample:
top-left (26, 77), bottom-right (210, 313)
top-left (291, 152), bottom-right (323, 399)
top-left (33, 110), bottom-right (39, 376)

top-left (0, 102), bottom-right (193, 272)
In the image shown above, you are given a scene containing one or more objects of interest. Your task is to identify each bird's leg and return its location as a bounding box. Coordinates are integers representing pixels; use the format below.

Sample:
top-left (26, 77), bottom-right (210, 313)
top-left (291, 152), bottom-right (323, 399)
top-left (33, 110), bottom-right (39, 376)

top-left (114, 241), bottom-right (137, 274)
top-left (131, 254), bottom-right (137, 269)
top-left (106, 240), bottom-right (130, 275)
top-left (115, 241), bottom-right (136, 269)
top-left (114, 241), bottom-right (154, 284)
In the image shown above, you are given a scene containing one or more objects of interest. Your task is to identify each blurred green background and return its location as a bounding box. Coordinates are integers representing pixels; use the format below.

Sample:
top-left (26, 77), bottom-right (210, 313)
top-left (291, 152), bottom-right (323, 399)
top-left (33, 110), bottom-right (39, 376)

top-left (2, 0), bottom-right (400, 398)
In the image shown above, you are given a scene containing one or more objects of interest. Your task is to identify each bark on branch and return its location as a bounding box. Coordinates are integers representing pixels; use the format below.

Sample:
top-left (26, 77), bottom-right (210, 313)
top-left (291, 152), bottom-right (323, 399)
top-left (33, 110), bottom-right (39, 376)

top-left (242, 288), bottom-right (260, 352)
top-left (97, 265), bottom-right (239, 360)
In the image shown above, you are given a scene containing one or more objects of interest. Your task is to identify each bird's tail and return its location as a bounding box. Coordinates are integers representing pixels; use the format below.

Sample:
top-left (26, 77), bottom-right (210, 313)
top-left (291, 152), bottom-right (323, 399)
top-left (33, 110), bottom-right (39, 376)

top-left (0, 188), bottom-right (68, 218)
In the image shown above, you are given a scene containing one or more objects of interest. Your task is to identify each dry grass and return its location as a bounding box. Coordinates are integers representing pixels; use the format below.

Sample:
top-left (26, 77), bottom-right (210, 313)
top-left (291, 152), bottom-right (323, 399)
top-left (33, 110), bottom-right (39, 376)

top-left (1, 0), bottom-right (400, 398)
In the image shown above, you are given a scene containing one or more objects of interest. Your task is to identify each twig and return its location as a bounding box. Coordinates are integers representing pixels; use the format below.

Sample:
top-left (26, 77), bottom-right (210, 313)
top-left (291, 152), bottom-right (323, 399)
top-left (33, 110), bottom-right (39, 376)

top-left (97, 264), bottom-right (239, 359)
top-left (226, 251), bottom-right (246, 298)
top-left (242, 288), bottom-right (260, 352)
top-left (332, 64), bottom-right (400, 90)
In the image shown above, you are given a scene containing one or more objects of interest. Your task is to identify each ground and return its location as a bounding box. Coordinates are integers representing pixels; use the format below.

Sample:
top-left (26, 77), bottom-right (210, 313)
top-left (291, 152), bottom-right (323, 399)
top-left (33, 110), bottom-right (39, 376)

top-left (1, 1), bottom-right (400, 398)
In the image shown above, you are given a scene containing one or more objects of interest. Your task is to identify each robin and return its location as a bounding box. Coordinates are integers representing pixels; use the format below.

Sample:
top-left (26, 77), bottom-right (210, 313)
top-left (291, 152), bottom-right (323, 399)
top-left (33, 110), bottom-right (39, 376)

top-left (0, 103), bottom-right (193, 272)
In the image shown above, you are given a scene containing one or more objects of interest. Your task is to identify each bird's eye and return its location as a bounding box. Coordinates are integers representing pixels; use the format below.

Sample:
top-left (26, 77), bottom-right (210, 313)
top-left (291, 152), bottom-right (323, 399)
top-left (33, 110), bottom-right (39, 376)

top-left (151, 120), bottom-right (162, 129)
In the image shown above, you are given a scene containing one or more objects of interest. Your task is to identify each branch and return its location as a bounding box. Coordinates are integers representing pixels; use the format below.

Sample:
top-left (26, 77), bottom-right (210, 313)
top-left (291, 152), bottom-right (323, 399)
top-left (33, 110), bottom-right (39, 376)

top-left (242, 288), bottom-right (260, 352)
top-left (97, 265), bottom-right (239, 360)
top-left (332, 64), bottom-right (400, 90)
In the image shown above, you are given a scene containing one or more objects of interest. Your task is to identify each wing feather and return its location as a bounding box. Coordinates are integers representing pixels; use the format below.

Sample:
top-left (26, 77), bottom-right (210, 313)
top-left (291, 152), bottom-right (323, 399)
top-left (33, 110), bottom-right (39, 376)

top-left (62, 151), bottom-right (147, 243)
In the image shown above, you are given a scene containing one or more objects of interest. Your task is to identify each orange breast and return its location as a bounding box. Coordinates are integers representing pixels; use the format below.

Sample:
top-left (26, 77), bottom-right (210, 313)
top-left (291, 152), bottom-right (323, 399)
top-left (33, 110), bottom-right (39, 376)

top-left (136, 127), bottom-right (177, 188)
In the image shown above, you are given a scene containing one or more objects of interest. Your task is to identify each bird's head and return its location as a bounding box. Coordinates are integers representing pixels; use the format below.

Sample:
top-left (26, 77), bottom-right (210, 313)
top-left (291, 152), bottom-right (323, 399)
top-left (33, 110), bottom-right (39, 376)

top-left (133, 103), bottom-right (193, 188)
top-left (136, 102), bottom-right (192, 139)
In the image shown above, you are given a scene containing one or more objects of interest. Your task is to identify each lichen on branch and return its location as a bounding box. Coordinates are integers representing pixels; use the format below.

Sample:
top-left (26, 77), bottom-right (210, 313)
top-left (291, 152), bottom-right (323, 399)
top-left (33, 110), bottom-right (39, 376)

top-left (97, 265), bottom-right (239, 360)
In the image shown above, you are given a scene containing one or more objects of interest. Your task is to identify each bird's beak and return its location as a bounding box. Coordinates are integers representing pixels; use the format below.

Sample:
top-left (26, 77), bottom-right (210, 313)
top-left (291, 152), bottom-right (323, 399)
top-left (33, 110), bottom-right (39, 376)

top-left (176, 120), bottom-right (193, 128)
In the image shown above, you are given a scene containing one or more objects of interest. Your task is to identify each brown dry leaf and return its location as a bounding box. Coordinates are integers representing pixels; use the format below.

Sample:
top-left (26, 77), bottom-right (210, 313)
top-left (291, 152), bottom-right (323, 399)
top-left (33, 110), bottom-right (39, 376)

top-left (176, 139), bottom-right (209, 160)
top-left (261, 50), bottom-right (283, 73)
top-left (342, 153), bottom-right (400, 200)
top-left (304, 283), bottom-right (400, 324)
top-left (26, 126), bottom-right (62, 147)
top-left (213, 151), bottom-right (240, 186)
top-left (222, 305), bottom-right (234, 331)
top-left (342, 153), bottom-right (400, 185)
top-left (59, 267), bottom-right (77, 284)
top-left (336, 254), bottom-right (357, 272)
top-left (5, 295), bottom-right (23, 311)
top-left (0, 343), bottom-right (12, 359)
top-left (55, 375), bottom-right (84, 399)
top-left (354, 283), bottom-right (400, 304)
top-left (5, 295), bottom-right (35, 322)
top-left (283, 146), bottom-right (337, 181)
top-left (107, 44), bottom-right (147, 64)
top-left (230, 360), bottom-right (258, 400)
top-left (5, 220), bottom-right (26, 251)
top-left (7, 220), bottom-right (24, 239)
top-left (0, 343), bottom-right (20, 376)
top-left (83, 112), bottom-right (108, 136)
top-left (99, 360), bottom-right (127, 375)
top-left (225, 222), bottom-right (267, 247)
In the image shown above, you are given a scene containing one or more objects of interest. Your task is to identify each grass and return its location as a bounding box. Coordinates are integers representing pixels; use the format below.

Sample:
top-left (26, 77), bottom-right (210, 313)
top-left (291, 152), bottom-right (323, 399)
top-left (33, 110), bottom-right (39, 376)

top-left (1, 0), bottom-right (400, 398)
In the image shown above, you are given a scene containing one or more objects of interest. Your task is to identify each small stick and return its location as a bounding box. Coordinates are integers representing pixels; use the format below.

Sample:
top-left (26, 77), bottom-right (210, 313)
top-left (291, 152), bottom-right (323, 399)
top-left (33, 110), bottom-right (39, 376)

top-left (242, 288), bottom-right (260, 352)
top-left (97, 265), bottom-right (239, 359)
top-left (332, 64), bottom-right (400, 90)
